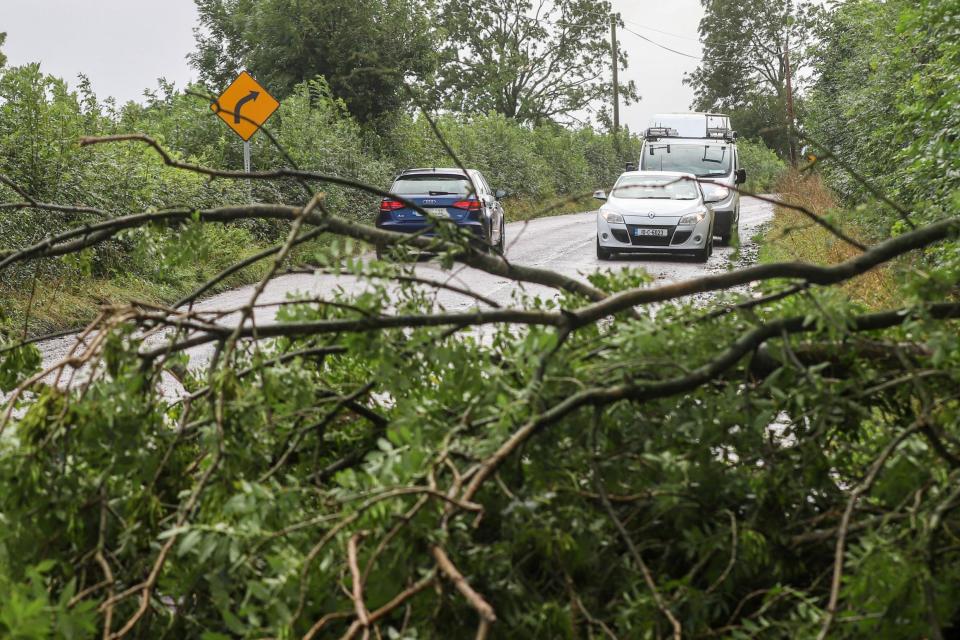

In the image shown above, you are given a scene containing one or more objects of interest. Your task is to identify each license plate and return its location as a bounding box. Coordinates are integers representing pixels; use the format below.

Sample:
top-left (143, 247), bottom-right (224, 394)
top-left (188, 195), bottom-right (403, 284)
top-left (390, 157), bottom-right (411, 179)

top-left (633, 227), bottom-right (668, 237)
top-left (425, 208), bottom-right (449, 218)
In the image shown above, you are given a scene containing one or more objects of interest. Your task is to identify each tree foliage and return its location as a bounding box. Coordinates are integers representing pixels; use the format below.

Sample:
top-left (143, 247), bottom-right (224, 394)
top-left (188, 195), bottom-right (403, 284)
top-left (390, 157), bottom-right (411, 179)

top-left (437, 0), bottom-right (637, 124)
top-left (686, 0), bottom-right (823, 154)
top-left (189, 0), bottom-right (439, 124)
top-left (805, 0), bottom-right (960, 224)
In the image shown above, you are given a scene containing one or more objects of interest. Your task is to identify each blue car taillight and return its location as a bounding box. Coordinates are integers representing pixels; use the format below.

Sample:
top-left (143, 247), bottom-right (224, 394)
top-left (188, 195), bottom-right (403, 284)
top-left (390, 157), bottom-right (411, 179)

top-left (380, 198), bottom-right (405, 213)
top-left (452, 198), bottom-right (482, 221)
top-left (378, 198), bottom-right (405, 224)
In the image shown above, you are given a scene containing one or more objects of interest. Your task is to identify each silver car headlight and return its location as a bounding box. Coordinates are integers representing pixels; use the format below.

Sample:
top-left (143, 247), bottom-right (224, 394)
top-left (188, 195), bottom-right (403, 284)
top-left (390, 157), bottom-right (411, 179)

top-left (679, 210), bottom-right (707, 225)
top-left (602, 210), bottom-right (625, 225)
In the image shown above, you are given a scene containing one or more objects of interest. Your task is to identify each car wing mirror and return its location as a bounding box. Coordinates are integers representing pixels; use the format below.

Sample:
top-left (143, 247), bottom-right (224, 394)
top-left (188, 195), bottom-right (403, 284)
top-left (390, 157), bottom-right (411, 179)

top-left (593, 190), bottom-right (607, 201)
top-left (495, 189), bottom-right (507, 199)
top-left (736, 168), bottom-right (747, 185)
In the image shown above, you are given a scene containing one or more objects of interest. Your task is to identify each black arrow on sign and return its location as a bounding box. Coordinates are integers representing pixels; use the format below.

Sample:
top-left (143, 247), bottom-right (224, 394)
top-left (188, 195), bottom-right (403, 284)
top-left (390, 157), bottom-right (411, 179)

top-left (233, 91), bottom-right (260, 124)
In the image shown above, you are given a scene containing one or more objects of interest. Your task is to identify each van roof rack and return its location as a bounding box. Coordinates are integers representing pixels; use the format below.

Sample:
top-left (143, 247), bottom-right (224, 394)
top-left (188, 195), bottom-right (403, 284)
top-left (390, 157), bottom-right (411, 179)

top-left (705, 113), bottom-right (737, 141)
top-left (644, 126), bottom-right (680, 140)
top-left (706, 127), bottom-right (738, 142)
top-left (644, 112), bottom-right (737, 143)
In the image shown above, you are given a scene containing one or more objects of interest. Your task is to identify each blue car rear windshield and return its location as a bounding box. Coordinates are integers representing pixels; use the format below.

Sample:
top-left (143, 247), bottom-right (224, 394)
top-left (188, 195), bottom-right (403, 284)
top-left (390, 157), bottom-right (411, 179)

top-left (392, 176), bottom-right (473, 196)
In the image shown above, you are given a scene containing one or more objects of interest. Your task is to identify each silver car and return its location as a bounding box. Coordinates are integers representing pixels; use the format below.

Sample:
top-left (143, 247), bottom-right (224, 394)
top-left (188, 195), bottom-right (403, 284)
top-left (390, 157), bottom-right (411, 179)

top-left (594, 171), bottom-right (718, 262)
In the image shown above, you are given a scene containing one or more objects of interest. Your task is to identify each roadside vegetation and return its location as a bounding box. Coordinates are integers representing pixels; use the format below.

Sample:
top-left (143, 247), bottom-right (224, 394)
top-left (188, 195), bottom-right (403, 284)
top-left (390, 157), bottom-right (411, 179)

top-left (761, 172), bottom-right (899, 309)
top-left (0, 0), bottom-right (958, 638)
top-left (0, 67), bottom-right (637, 335)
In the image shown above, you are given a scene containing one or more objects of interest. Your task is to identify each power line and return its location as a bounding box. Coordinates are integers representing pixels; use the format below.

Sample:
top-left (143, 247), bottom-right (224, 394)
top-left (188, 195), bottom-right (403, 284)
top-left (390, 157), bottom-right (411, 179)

top-left (620, 26), bottom-right (742, 65)
top-left (499, 12), bottom-right (745, 71)
top-left (518, 10), bottom-right (700, 44)
top-left (574, 8), bottom-right (701, 41)
top-left (622, 22), bottom-right (701, 43)
top-left (522, 13), bottom-right (724, 65)
top-left (621, 27), bottom-right (703, 60)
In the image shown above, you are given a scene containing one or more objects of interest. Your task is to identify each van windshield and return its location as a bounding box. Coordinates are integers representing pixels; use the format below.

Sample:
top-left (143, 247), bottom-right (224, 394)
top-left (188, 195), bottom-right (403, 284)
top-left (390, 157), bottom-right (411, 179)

top-left (641, 144), bottom-right (732, 177)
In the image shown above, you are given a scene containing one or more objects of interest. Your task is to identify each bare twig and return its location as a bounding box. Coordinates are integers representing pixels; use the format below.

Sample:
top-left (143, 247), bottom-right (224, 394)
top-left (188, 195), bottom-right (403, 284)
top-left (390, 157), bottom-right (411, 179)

top-left (431, 545), bottom-right (497, 630)
top-left (348, 533), bottom-right (371, 630)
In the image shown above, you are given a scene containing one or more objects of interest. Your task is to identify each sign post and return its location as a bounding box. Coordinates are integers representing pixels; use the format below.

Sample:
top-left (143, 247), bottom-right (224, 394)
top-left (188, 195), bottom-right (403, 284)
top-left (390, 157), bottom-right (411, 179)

top-left (211, 71), bottom-right (279, 200)
top-left (243, 140), bottom-right (252, 200)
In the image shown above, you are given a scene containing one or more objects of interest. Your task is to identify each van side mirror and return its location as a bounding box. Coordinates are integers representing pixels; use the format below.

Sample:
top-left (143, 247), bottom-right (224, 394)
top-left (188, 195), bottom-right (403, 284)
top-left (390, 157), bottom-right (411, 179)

top-left (736, 168), bottom-right (747, 185)
top-left (593, 190), bottom-right (607, 201)
top-left (624, 162), bottom-right (636, 172)
top-left (495, 189), bottom-right (507, 199)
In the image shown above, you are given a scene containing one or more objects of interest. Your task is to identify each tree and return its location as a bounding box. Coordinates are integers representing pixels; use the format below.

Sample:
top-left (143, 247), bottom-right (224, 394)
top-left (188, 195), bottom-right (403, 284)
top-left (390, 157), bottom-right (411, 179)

top-left (0, 32), bottom-right (7, 68)
top-left (685, 0), bottom-right (822, 154)
top-left (437, 0), bottom-right (637, 125)
top-left (189, 0), bottom-right (439, 124)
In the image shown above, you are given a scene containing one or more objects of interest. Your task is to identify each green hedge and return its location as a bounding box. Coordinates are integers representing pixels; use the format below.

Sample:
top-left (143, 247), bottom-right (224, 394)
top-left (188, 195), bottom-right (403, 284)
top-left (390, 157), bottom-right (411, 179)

top-left (736, 138), bottom-right (786, 193)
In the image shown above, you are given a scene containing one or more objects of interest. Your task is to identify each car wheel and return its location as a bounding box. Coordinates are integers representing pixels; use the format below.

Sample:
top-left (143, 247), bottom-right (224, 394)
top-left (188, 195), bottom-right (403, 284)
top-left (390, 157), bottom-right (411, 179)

top-left (494, 219), bottom-right (505, 255)
top-left (597, 236), bottom-right (612, 261)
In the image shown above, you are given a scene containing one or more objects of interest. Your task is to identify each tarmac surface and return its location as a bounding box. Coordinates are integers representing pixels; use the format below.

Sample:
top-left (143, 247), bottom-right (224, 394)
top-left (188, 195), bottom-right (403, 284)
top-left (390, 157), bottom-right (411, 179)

top-left (31, 196), bottom-right (775, 378)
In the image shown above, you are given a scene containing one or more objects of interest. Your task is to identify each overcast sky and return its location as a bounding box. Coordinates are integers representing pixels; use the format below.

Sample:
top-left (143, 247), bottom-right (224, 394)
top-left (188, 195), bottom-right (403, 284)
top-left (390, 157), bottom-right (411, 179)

top-left (1, 0), bottom-right (704, 133)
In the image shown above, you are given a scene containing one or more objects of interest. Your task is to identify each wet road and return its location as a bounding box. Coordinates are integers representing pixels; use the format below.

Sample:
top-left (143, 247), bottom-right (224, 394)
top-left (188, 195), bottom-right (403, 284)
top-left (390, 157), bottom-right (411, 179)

top-left (34, 196), bottom-right (774, 373)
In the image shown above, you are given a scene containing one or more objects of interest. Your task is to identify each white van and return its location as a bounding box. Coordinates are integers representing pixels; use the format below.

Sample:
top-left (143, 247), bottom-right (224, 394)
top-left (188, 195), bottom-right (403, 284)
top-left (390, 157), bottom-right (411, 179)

top-left (639, 113), bottom-right (746, 245)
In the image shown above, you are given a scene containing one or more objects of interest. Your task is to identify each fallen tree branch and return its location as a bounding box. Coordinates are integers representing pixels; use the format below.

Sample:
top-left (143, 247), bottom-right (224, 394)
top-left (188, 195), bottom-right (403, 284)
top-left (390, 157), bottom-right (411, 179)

top-left (461, 303), bottom-right (960, 504)
top-left (591, 410), bottom-right (682, 639)
top-left (817, 421), bottom-right (924, 640)
top-left (347, 533), bottom-right (371, 630)
top-left (431, 545), bottom-right (497, 630)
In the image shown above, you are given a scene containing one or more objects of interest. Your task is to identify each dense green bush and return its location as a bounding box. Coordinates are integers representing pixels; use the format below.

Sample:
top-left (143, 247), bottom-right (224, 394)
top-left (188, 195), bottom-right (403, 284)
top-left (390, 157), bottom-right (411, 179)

top-left (736, 138), bottom-right (786, 193)
top-left (806, 0), bottom-right (960, 225)
top-left (0, 65), bottom-right (252, 294)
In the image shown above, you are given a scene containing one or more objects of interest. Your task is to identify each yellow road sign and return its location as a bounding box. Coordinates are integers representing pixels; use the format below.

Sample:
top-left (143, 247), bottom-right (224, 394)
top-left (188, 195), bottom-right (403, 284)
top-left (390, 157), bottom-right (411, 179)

top-left (210, 71), bottom-right (280, 141)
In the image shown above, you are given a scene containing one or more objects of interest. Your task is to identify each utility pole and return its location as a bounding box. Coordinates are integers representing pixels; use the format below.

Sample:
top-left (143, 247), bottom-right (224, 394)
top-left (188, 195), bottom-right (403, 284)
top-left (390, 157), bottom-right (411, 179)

top-left (610, 14), bottom-right (620, 136)
top-left (243, 140), bottom-right (252, 201)
top-left (784, 33), bottom-right (798, 167)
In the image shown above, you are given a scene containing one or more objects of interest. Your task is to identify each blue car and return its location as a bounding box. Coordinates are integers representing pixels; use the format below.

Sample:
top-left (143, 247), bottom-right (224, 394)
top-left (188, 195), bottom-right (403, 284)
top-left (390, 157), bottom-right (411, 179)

top-left (375, 168), bottom-right (506, 258)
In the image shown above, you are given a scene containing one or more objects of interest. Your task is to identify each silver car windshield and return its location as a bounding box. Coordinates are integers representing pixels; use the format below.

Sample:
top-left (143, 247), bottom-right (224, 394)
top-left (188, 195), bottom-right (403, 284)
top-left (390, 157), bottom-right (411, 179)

top-left (641, 144), bottom-right (731, 177)
top-left (612, 176), bottom-right (700, 200)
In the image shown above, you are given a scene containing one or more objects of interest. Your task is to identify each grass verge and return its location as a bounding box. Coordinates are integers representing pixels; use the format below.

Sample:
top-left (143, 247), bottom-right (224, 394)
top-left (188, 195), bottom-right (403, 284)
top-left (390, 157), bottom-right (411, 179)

top-left (759, 172), bottom-right (900, 309)
top-left (1, 224), bottom-right (283, 339)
